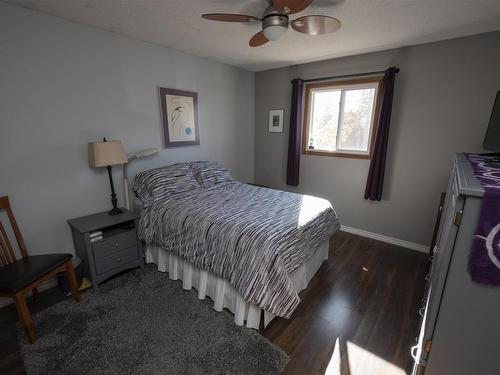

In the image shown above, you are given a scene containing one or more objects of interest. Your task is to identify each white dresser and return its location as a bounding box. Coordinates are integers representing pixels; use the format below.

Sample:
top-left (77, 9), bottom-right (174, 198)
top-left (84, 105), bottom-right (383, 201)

top-left (412, 153), bottom-right (500, 374)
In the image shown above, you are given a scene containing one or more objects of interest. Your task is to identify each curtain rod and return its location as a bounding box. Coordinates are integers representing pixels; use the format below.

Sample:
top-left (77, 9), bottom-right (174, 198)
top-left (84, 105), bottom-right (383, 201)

top-left (300, 67), bottom-right (400, 83)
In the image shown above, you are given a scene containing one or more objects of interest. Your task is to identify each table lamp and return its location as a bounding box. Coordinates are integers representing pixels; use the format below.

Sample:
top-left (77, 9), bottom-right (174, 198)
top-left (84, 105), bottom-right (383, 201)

top-left (88, 138), bottom-right (128, 215)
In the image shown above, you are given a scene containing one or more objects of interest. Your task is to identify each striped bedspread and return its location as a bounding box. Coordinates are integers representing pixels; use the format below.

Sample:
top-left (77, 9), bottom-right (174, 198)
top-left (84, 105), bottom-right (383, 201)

top-left (137, 182), bottom-right (339, 318)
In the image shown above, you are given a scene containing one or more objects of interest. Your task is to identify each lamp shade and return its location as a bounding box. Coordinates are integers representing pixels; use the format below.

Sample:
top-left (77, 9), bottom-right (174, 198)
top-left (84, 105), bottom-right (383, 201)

top-left (88, 140), bottom-right (127, 168)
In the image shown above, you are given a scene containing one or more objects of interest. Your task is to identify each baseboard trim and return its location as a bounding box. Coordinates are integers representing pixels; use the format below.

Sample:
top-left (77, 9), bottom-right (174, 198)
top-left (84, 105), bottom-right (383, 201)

top-left (340, 225), bottom-right (429, 253)
top-left (0, 278), bottom-right (58, 309)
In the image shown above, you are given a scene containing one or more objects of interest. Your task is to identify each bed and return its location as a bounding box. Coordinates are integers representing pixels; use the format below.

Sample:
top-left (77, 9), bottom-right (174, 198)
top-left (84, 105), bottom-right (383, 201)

top-left (133, 161), bottom-right (340, 329)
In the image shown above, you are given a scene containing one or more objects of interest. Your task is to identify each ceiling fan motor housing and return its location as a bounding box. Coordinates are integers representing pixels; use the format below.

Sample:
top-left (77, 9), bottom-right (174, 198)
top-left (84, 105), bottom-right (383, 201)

top-left (262, 7), bottom-right (289, 41)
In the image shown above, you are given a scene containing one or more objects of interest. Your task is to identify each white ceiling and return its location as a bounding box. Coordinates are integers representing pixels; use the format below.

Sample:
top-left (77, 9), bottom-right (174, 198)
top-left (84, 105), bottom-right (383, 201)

top-left (5, 0), bottom-right (500, 71)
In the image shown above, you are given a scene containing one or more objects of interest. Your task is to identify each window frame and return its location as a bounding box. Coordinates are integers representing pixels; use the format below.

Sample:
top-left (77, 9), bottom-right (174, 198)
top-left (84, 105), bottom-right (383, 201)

top-left (301, 76), bottom-right (384, 159)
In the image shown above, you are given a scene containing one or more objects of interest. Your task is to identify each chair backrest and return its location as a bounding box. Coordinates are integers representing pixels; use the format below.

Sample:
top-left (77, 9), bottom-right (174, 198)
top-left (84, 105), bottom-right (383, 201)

top-left (0, 196), bottom-right (28, 267)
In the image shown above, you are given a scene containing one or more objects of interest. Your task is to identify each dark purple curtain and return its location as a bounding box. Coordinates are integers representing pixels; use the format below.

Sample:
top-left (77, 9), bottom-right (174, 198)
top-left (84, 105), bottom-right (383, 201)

top-left (286, 78), bottom-right (304, 186)
top-left (364, 67), bottom-right (398, 201)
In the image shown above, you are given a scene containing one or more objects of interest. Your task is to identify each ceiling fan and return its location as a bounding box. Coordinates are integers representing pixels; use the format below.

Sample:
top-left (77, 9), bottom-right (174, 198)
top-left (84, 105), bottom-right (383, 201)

top-left (202, 0), bottom-right (341, 47)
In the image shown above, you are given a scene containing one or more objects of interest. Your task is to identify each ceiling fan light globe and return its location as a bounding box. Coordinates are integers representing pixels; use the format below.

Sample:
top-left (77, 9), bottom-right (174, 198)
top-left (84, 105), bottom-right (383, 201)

top-left (263, 25), bottom-right (287, 41)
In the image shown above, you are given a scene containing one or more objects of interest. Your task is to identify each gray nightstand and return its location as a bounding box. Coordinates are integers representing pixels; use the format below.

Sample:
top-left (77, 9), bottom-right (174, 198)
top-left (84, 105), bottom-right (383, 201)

top-left (67, 209), bottom-right (143, 287)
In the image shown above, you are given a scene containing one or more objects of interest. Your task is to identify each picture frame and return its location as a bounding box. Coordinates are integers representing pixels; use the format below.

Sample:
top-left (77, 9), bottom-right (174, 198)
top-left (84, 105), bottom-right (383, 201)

top-left (268, 109), bottom-right (284, 133)
top-left (159, 87), bottom-right (200, 147)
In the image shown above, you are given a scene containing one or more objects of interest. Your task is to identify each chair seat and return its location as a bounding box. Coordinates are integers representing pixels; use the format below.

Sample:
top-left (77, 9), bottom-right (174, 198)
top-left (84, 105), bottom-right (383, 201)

top-left (0, 254), bottom-right (72, 293)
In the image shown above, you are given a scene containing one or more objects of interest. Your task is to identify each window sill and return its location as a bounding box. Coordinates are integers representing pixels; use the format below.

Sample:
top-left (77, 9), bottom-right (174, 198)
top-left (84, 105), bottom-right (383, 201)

top-left (302, 150), bottom-right (372, 159)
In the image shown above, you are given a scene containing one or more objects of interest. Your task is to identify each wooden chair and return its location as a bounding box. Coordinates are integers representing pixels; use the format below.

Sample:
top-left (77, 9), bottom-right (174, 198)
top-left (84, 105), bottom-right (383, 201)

top-left (0, 196), bottom-right (80, 343)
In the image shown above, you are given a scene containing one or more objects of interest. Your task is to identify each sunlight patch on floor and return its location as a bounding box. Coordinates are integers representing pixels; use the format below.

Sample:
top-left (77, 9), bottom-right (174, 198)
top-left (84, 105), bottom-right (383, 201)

top-left (325, 337), bottom-right (342, 375)
top-left (325, 338), bottom-right (407, 375)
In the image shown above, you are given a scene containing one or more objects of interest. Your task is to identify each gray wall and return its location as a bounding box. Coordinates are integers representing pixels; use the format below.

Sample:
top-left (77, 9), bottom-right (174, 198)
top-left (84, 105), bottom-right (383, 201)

top-left (255, 31), bottom-right (500, 246)
top-left (0, 3), bottom-right (254, 259)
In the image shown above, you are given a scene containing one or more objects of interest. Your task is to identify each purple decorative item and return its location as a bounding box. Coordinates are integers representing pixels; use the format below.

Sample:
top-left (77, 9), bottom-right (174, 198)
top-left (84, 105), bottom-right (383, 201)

top-left (465, 153), bottom-right (500, 285)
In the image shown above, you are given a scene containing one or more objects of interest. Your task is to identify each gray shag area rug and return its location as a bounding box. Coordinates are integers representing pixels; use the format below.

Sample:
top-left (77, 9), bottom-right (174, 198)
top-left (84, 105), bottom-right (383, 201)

top-left (18, 265), bottom-right (288, 375)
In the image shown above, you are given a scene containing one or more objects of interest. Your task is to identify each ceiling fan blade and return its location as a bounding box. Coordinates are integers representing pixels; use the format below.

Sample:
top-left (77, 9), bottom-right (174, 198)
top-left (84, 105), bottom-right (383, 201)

top-left (249, 31), bottom-right (269, 47)
top-left (273, 0), bottom-right (314, 14)
top-left (291, 15), bottom-right (341, 35)
top-left (202, 13), bottom-right (260, 22)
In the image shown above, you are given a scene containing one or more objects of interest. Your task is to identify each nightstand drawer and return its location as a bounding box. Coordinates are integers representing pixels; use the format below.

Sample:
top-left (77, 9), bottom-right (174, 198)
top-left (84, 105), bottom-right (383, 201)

top-left (92, 231), bottom-right (137, 259)
top-left (95, 246), bottom-right (139, 275)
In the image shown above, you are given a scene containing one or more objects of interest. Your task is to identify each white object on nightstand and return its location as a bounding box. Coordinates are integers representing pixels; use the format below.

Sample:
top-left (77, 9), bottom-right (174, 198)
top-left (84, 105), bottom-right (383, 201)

top-left (122, 148), bottom-right (158, 210)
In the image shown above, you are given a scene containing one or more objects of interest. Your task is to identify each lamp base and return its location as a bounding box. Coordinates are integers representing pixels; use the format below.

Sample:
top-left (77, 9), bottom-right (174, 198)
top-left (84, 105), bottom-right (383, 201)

top-left (106, 164), bottom-right (123, 216)
top-left (108, 207), bottom-right (123, 216)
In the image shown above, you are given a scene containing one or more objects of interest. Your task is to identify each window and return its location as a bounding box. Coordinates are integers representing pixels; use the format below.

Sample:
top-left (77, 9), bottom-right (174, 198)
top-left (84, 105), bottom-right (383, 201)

top-left (302, 77), bottom-right (383, 159)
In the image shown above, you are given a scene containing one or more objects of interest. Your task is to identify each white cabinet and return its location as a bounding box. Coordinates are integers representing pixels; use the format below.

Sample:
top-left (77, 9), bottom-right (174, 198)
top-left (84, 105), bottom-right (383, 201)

top-left (412, 153), bottom-right (500, 375)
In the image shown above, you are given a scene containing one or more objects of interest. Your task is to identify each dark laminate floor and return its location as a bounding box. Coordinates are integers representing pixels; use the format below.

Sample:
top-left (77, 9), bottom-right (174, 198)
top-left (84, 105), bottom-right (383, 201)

top-left (0, 284), bottom-right (67, 375)
top-left (265, 231), bottom-right (429, 375)
top-left (0, 231), bottom-right (428, 375)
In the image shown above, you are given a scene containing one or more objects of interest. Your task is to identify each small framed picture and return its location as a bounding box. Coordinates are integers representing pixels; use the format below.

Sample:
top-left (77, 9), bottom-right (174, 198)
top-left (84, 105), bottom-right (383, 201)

top-left (159, 87), bottom-right (200, 148)
top-left (268, 109), bottom-right (284, 133)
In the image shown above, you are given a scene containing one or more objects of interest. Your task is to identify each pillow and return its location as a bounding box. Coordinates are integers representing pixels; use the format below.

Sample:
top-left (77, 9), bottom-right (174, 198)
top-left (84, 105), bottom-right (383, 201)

top-left (133, 163), bottom-right (199, 207)
top-left (189, 161), bottom-right (234, 188)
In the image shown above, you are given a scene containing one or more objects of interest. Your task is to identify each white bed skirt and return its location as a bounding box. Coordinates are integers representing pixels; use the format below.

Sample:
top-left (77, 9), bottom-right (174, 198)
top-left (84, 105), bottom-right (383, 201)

top-left (145, 241), bottom-right (329, 330)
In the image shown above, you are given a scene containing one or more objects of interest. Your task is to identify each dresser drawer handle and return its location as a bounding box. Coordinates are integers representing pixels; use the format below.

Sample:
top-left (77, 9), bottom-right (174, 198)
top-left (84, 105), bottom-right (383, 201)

top-left (116, 258), bottom-right (122, 263)
top-left (419, 307), bottom-right (425, 317)
top-left (411, 344), bottom-right (419, 361)
top-left (114, 243), bottom-right (119, 248)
